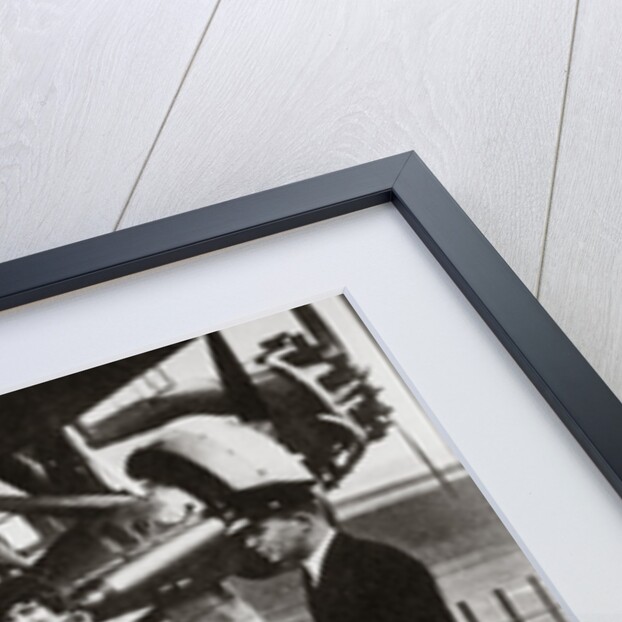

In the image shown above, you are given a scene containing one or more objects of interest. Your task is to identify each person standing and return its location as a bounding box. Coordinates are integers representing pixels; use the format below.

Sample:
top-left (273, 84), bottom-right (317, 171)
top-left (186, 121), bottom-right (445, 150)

top-left (235, 482), bottom-right (454, 622)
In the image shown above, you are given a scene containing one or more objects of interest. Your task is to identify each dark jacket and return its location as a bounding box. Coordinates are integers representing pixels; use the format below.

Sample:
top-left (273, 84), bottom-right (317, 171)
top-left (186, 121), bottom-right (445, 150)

top-left (302, 532), bottom-right (454, 622)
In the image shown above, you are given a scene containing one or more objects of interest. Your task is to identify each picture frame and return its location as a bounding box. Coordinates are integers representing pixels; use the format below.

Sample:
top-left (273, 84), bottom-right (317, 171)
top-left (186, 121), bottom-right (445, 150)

top-left (1, 150), bottom-right (620, 504)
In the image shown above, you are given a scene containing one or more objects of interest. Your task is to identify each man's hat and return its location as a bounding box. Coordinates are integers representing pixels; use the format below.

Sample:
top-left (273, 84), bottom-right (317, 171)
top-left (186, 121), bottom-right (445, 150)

top-left (227, 480), bottom-right (317, 520)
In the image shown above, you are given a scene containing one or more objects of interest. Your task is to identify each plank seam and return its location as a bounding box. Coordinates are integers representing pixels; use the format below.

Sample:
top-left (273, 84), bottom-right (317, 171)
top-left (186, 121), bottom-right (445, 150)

top-left (113, 0), bottom-right (224, 232)
top-left (535, 0), bottom-right (581, 298)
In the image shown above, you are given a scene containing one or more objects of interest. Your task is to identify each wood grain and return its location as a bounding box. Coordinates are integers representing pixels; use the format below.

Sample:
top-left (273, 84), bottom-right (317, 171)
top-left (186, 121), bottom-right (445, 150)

top-left (0, 0), bottom-right (218, 262)
top-left (118, 0), bottom-right (576, 291)
top-left (539, 0), bottom-right (622, 399)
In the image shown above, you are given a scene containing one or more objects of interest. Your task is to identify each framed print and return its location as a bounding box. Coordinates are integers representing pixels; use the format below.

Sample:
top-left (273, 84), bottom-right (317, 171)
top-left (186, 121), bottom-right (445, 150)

top-left (0, 296), bottom-right (569, 622)
top-left (0, 152), bottom-right (621, 620)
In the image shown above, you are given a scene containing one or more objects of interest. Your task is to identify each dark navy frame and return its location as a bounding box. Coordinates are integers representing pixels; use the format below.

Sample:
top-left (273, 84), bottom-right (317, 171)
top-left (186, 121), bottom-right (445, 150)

top-left (1, 151), bottom-right (621, 498)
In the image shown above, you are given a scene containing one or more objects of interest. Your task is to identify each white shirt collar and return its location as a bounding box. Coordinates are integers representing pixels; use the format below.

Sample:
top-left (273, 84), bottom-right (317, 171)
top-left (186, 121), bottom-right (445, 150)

top-left (302, 528), bottom-right (337, 586)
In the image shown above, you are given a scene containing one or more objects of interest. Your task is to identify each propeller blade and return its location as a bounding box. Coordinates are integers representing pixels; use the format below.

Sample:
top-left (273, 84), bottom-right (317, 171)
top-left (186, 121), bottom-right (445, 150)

top-left (205, 333), bottom-right (269, 420)
top-left (0, 494), bottom-right (144, 517)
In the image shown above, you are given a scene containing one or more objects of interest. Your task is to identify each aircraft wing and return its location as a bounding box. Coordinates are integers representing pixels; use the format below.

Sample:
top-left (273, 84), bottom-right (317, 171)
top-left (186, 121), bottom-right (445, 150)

top-left (0, 342), bottom-right (189, 454)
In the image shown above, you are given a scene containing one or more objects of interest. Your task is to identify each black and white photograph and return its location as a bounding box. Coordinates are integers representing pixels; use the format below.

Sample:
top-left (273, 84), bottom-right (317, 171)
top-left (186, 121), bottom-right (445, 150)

top-left (6, 0), bottom-right (622, 618)
top-left (0, 295), bottom-right (565, 622)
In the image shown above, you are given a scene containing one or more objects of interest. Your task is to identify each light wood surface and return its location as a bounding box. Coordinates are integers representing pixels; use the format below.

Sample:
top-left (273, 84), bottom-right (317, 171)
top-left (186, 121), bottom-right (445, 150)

top-left (539, 0), bottom-right (622, 399)
top-left (0, 0), bottom-right (218, 261)
top-left (117, 0), bottom-right (576, 290)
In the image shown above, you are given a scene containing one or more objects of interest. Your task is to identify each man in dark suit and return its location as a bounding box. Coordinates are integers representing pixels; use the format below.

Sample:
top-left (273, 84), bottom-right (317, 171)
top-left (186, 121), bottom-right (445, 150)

top-left (234, 482), bottom-right (454, 622)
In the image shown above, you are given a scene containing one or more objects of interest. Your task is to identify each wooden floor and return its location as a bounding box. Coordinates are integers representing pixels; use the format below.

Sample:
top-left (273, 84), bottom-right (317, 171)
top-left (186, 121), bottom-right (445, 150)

top-left (1, 5), bottom-right (620, 402)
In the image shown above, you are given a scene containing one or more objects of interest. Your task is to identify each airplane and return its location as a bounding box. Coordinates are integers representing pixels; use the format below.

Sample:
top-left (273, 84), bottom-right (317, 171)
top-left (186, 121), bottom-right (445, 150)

top-left (0, 304), bottom-right (393, 622)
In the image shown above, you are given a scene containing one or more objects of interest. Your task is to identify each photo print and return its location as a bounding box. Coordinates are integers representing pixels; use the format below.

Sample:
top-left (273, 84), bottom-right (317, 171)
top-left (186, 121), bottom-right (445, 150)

top-left (0, 296), bottom-right (566, 622)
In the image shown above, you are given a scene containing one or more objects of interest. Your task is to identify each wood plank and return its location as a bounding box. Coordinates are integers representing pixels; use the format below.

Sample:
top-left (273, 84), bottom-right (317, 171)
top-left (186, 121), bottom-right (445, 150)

top-left (0, 0), bottom-right (218, 262)
top-left (119, 0), bottom-right (576, 290)
top-left (538, 1), bottom-right (622, 399)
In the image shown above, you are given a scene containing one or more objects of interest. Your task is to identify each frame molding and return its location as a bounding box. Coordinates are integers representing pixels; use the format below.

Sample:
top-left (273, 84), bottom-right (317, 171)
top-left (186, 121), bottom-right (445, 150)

top-left (2, 151), bottom-right (621, 499)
